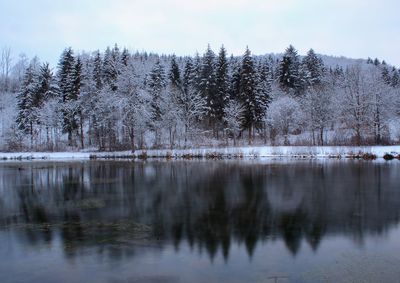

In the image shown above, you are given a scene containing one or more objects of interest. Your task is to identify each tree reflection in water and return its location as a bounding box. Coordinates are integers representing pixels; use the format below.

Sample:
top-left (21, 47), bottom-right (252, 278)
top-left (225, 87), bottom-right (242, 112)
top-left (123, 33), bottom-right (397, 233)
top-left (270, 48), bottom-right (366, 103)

top-left (0, 160), bottom-right (399, 262)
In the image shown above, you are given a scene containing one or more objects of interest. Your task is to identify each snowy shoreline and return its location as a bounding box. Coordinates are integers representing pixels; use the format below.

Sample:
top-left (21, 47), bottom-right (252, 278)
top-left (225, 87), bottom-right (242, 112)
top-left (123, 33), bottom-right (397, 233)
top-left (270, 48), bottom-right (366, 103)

top-left (0, 145), bottom-right (399, 161)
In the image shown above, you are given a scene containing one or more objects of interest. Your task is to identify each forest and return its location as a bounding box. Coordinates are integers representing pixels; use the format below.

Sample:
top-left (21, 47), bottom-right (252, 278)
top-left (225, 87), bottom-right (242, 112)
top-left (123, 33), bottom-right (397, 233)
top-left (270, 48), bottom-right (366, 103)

top-left (0, 44), bottom-right (399, 151)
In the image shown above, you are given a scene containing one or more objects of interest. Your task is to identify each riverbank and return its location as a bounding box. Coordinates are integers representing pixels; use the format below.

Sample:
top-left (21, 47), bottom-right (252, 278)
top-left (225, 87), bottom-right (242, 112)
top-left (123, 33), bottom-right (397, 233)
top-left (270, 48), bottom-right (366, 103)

top-left (1, 145), bottom-right (400, 160)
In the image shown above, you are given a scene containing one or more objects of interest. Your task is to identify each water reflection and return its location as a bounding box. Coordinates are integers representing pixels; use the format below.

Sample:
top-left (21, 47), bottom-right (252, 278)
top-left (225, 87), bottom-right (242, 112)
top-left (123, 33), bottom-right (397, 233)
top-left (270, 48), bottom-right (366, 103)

top-left (0, 160), bottom-right (399, 262)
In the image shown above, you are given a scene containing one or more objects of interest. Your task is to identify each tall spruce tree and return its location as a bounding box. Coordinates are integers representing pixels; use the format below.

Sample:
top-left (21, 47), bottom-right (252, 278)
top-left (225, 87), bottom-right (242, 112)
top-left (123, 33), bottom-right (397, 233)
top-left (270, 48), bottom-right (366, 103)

top-left (214, 45), bottom-right (229, 122)
top-left (148, 60), bottom-right (167, 121)
top-left (102, 45), bottom-right (119, 91)
top-left (57, 48), bottom-right (81, 145)
top-left (169, 55), bottom-right (182, 89)
top-left (239, 47), bottom-right (259, 143)
top-left (302, 49), bottom-right (325, 87)
top-left (16, 64), bottom-right (38, 135)
top-left (37, 63), bottom-right (58, 100)
top-left (92, 50), bottom-right (103, 90)
top-left (278, 45), bottom-right (302, 95)
top-left (256, 59), bottom-right (272, 123)
top-left (182, 58), bottom-right (194, 93)
top-left (199, 45), bottom-right (217, 118)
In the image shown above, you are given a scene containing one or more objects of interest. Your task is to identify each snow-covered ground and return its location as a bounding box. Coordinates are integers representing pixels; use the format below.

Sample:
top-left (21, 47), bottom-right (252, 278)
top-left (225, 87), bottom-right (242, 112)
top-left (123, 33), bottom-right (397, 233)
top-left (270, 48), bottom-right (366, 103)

top-left (0, 146), bottom-right (399, 160)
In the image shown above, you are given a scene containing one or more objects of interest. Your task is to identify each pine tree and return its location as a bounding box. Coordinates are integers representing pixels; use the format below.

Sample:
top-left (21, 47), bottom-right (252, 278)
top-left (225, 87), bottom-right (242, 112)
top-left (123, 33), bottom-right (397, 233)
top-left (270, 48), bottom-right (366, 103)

top-left (92, 50), bottom-right (103, 90)
top-left (182, 58), bottom-right (194, 93)
top-left (230, 60), bottom-right (241, 101)
top-left (102, 45), bottom-right (119, 91)
top-left (16, 64), bottom-right (38, 135)
top-left (147, 60), bottom-right (167, 147)
top-left (239, 47), bottom-right (259, 143)
top-left (390, 67), bottom-right (399, 87)
top-left (381, 66), bottom-right (391, 85)
top-left (121, 48), bottom-right (130, 67)
top-left (256, 59), bottom-right (272, 123)
top-left (199, 45), bottom-right (217, 117)
top-left (214, 45), bottom-right (229, 121)
top-left (278, 45), bottom-right (302, 95)
top-left (302, 49), bottom-right (325, 87)
top-left (192, 53), bottom-right (202, 91)
top-left (37, 63), bottom-right (58, 100)
top-left (57, 48), bottom-right (82, 145)
top-left (148, 60), bottom-right (167, 121)
top-left (169, 55), bottom-right (181, 89)
top-left (57, 47), bottom-right (75, 103)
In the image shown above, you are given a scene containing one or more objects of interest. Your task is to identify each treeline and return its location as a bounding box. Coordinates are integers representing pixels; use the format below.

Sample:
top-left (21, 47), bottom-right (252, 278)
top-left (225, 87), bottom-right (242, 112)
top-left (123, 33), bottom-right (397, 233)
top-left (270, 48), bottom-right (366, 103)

top-left (1, 44), bottom-right (400, 151)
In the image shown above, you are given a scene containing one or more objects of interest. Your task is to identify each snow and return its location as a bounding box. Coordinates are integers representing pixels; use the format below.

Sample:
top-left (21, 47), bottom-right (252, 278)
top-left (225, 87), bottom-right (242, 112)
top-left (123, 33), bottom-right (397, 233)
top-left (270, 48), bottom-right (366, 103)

top-left (138, 145), bottom-right (400, 158)
top-left (0, 146), bottom-right (399, 161)
top-left (0, 151), bottom-right (132, 161)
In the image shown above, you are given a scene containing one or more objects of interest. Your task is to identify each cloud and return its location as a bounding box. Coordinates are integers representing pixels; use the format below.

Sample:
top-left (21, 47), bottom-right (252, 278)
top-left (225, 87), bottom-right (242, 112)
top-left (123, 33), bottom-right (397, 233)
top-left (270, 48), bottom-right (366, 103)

top-left (0, 0), bottom-right (399, 66)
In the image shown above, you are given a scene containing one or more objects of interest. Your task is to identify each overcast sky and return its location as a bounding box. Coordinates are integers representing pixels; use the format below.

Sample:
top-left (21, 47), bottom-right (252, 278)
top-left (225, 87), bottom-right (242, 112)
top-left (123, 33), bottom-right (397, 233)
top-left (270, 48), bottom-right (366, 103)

top-left (1, 0), bottom-right (399, 67)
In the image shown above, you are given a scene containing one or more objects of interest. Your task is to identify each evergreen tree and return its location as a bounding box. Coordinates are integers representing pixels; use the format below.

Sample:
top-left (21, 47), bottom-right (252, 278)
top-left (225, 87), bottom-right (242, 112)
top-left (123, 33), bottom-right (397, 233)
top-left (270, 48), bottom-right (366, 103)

top-left (381, 66), bottom-right (391, 85)
top-left (102, 45), bottom-right (119, 91)
top-left (121, 48), bottom-right (130, 67)
top-left (302, 49), bottom-right (325, 87)
top-left (37, 63), bottom-right (58, 100)
top-left (182, 58), bottom-right (194, 93)
top-left (199, 45), bottom-right (217, 117)
top-left (230, 61), bottom-right (241, 101)
top-left (92, 50), bottom-right (103, 90)
top-left (214, 45), bottom-right (229, 121)
top-left (278, 45), bottom-right (302, 95)
top-left (256, 59), bottom-right (272, 123)
top-left (239, 47), bottom-right (259, 143)
top-left (390, 67), bottom-right (399, 87)
top-left (192, 53), bottom-right (202, 91)
top-left (16, 64), bottom-right (38, 135)
top-left (57, 48), bottom-right (82, 145)
top-left (57, 47), bottom-right (75, 103)
top-left (169, 55), bottom-right (182, 89)
top-left (147, 60), bottom-right (167, 121)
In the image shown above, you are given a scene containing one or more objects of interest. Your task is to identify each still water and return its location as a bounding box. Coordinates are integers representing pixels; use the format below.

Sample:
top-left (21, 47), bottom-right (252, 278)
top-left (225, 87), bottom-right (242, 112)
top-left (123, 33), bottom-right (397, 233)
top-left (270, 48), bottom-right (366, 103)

top-left (0, 160), bottom-right (399, 283)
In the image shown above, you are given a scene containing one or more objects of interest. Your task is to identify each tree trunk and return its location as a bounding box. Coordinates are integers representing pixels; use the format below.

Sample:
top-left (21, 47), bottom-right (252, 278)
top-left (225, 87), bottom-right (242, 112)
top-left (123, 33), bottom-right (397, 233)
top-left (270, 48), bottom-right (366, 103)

top-left (320, 127), bottom-right (324, 146)
top-left (80, 115), bottom-right (84, 149)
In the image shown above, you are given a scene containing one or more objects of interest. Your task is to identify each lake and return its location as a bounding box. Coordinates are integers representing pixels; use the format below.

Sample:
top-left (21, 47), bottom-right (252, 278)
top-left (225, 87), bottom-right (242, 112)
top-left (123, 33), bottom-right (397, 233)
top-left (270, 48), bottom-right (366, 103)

top-left (0, 160), bottom-right (399, 283)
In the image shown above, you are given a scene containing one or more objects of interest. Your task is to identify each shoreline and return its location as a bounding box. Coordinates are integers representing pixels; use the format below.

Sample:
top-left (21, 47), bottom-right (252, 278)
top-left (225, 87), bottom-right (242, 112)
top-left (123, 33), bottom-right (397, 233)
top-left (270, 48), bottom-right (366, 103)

top-left (1, 145), bottom-right (399, 161)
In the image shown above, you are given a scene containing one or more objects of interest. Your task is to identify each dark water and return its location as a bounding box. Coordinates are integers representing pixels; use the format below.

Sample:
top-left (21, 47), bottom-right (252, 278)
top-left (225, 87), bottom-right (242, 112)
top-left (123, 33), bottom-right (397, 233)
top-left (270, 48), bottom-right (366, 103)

top-left (0, 160), bottom-right (400, 283)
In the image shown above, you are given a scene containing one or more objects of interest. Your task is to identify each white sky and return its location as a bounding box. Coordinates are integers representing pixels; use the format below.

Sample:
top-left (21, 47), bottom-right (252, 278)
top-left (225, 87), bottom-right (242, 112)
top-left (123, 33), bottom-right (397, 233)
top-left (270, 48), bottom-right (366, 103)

top-left (1, 0), bottom-right (399, 67)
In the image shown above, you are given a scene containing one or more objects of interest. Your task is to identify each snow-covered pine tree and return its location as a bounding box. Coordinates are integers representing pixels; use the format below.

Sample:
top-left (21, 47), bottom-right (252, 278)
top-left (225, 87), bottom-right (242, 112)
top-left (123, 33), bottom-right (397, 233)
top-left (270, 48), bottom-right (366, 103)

top-left (214, 45), bottom-right (229, 123)
top-left (169, 55), bottom-right (182, 90)
top-left (278, 45), bottom-right (303, 95)
top-left (121, 48), bottom-right (130, 67)
top-left (16, 63), bottom-right (38, 136)
top-left (37, 63), bottom-right (58, 100)
top-left (102, 45), bottom-right (119, 91)
top-left (302, 49), bottom-right (325, 87)
top-left (72, 57), bottom-right (85, 148)
top-left (256, 59), bottom-right (272, 140)
top-left (239, 47), bottom-right (259, 144)
top-left (192, 53), bottom-right (202, 92)
top-left (147, 60), bottom-right (167, 146)
top-left (92, 50), bottom-right (103, 90)
top-left (182, 58), bottom-right (194, 94)
top-left (381, 65), bottom-right (391, 85)
top-left (390, 67), bottom-right (399, 88)
top-left (230, 60), bottom-right (241, 101)
top-left (57, 48), bottom-right (80, 145)
top-left (199, 45), bottom-right (217, 119)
